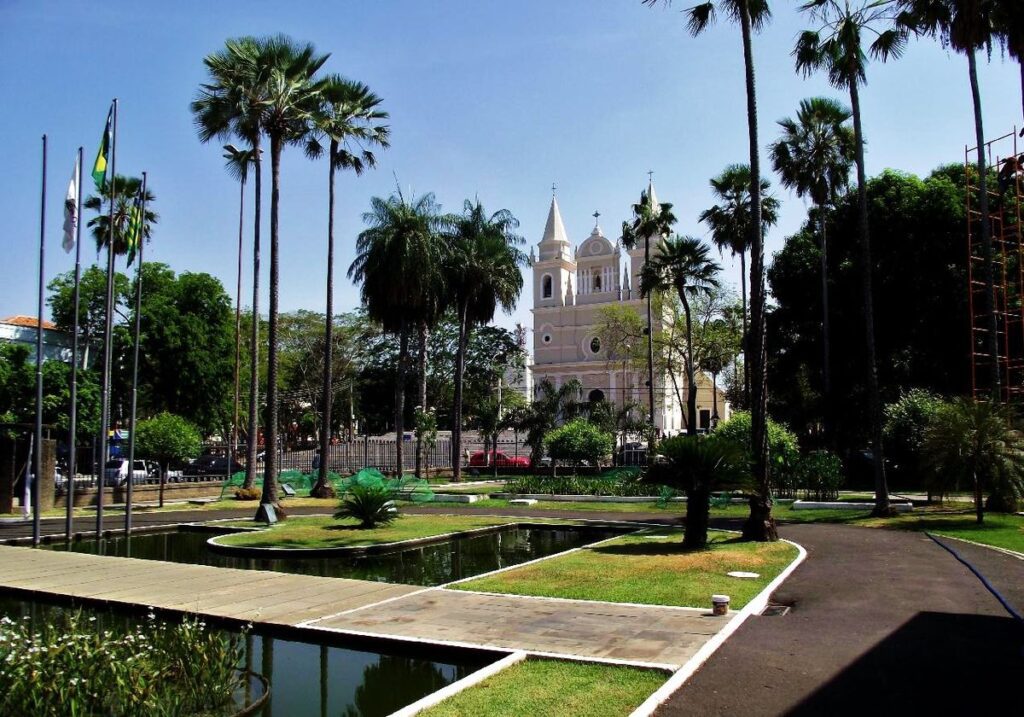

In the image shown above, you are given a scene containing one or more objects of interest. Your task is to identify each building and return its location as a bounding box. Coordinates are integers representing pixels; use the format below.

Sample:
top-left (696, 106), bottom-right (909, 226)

top-left (529, 182), bottom-right (729, 435)
top-left (0, 316), bottom-right (76, 365)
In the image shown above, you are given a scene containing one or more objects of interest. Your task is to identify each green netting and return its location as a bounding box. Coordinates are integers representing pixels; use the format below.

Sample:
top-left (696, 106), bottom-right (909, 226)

top-left (337, 468), bottom-right (435, 503)
top-left (219, 469), bottom-right (350, 500)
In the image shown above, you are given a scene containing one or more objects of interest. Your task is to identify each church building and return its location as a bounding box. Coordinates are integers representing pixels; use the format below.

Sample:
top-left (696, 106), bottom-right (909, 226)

top-left (529, 182), bottom-right (729, 435)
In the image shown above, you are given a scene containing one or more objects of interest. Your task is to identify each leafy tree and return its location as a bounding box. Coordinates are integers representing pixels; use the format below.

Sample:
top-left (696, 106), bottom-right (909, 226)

top-left (924, 399), bottom-right (1024, 521)
top-left (306, 75), bottom-right (389, 495)
top-left (641, 236), bottom-right (721, 436)
top-left (714, 410), bottom-right (800, 495)
top-left (544, 418), bottom-right (613, 474)
top-left (135, 412), bottom-right (203, 507)
top-left (883, 388), bottom-right (945, 491)
top-left (770, 97), bottom-right (855, 443)
top-left (520, 378), bottom-right (582, 467)
top-left (795, 0), bottom-right (907, 517)
top-left (48, 266), bottom-right (130, 370)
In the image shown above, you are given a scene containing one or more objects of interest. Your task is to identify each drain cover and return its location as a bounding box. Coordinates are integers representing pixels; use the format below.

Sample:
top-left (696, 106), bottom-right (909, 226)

top-left (761, 604), bottom-right (790, 617)
top-left (727, 571), bottom-right (760, 579)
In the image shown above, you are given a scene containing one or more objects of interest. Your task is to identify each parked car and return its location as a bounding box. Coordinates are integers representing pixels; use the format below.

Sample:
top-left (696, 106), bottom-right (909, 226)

top-left (187, 454), bottom-right (245, 478)
top-left (468, 450), bottom-right (531, 468)
top-left (103, 459), bottom-right (160, 487)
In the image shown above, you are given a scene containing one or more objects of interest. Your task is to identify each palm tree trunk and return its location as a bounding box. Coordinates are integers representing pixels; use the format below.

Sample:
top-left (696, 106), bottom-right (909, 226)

top-left (312, 148), bottom-right (337, 498)
top-left (740, 250), bottom-right (749, 409)
top-left (819, 207), bottom-right (832, 446)
top-left (243, 140), bottom-right (261, 491)
top-left (738, 2), bottom-right (776, 542)
top-left (683, 485), bottom-right (710, 550)
top-left (681, 292), bottom-right (698, 436)
top-left (395, 320), bottom-right (409, 475)
top-left (232, 173), bottom-right (244, 484)
top-left (258, 134), bottom-right (282, 516)
top-left (452, 301), bottom-right (469, 482)
top-left (973, 469), bottom-right (983, 524)
top-left (968, 49), bottom-right (1000, 401)
top-left (415, 320), bottom-right (428, 480)
top-left (849, 79), bottom-right (891, 518)
top-left (645, 235), bottom-right (657, 440)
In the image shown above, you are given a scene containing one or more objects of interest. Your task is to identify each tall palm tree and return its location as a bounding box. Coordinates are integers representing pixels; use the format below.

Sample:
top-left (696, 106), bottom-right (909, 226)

top-left (795, 0), bottom-right (907, 517)
top-left (305, 75), bottom-right (390, 496)
top-left (447, 200), bottom-right (527, 482)
top-left (192, 37), bottom-right (266, 491)
top-left (349, 192), bottom-right (447, 475)
top-left (222, 144), bottom-right (257, 487)
top-left (993, 0), bottom-right (1023, 129)
top-left (522, 378), bottom-right (583, 467)
top-left (698, 164), bottom-right (779, 408)
top-left (621, 188), bottom-right (677, 433)
top-left (643, 0), bottom-right (776, 541)
top-left (640, 236), bottom-right (722, 435)
top-left (769, 97), bottom-right (855, 443)
top-left (84, 175), bottom-right (157, 254)
top-left (897, 0), bottom-right (1001, 401)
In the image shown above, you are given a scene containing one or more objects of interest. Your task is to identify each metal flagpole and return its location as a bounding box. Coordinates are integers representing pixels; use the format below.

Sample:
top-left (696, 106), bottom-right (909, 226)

top-left (66, 147), bottom-right (84, 542)
top-left (96, 99), bottom-right (117, 538)
top-left (125, 171), bottom-right (146, 536)
top-left (33, 134), bottom-right (47, 547)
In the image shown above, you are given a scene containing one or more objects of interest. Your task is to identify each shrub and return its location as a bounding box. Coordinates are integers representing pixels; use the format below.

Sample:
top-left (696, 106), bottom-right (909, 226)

top-left (713, 411), bottom-right (799, 494)
top-left (883, 389), bottom-right (945, 488)
top-left (545, 419), bottom-right (614, 470)
top-left (234, 487), bottom-right (261, 501)
top-left (335, 484), bottom-right (398, 528)
top-left (794, 450), bottom-right (844, 501)
top-left (505, 468), bottom-right (654, 497)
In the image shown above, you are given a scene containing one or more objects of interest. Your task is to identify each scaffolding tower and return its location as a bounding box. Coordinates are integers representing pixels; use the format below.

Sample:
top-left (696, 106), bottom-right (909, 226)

top-left (967, 128), bottom-right (1024, 401)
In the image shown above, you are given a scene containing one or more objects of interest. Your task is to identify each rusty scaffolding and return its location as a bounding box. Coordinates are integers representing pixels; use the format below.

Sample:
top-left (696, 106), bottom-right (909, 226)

top-left (967, 128), bottom-right (1024, 401)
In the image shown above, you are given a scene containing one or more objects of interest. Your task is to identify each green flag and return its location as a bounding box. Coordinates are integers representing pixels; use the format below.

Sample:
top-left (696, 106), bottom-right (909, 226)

top-left (125, 190), bottom-right (143, 266)
top-left (91, 105), bottom-right (113, 189)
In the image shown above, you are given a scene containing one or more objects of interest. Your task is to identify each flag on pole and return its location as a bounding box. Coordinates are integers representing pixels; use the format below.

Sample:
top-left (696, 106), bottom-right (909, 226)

top-left (62, 158), bottom-right (79, 253)
top-left (125, 189), bottom-right (143, 266)
top-left (91, 105), bottom-right (113, 189)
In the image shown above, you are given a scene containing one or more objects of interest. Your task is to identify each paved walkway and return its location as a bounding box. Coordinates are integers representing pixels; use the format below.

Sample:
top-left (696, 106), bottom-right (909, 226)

top-left (656, 523), bottom-right (1024, 716)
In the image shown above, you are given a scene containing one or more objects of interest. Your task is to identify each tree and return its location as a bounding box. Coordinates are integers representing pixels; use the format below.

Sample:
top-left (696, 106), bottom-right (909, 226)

top-left (306, 75), bottom-right (389, 495)
top-left (544, 419), bottom-right (613, 475)
top-left (897, 0), bottom-right (1001, 404)
top-left (993, 0), bottom-right (1024, 128)
top-left (698, 164), bottom-right (779, 407)
top-left (641, 236), bottom-right (722, 436)
top-left (48, 266), bottom-right (130, 370)
top-left (349, 192), bottom-right (447, 474)
top-left (644, 0), bottom-right (776, 541)
top-left (646, 435), bottom-right (744, 549)
top-left (924, 399), bottom-right (1024, 522)
top-left (446, 200), bottom-right (526, 481)
top-left (884, 388), bottom-right (945, 492)
top-left (770, 97), bottom-right (855, 444)
top-left (84, 175), bottom-right (157, 255)
top-left (795, 0), bottom-right (907, 517)
top-left (135, 412), bottom-right (202, 508)
top-left (520, 378), bottom-right (582, 467)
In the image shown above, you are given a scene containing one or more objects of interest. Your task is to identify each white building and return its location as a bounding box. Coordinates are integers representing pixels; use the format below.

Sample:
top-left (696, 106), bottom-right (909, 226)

top-left (529, 182), bottom-right (728, 435)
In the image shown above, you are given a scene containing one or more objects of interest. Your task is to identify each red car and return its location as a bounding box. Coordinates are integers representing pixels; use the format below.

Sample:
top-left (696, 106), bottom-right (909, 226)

top-left (468, 450), bottom-right (530, 468)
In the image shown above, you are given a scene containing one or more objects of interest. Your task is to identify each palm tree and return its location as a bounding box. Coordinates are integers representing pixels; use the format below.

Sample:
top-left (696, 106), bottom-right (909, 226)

top-left (349, 192), bottom-right (447, 475)
top-left (84, 175), bottom-right (157, 254)
top-left (698, 164), bottom-right (779, 408)
top-left (897, 1), bottom-right (1001, 401)
top-left (769, 97), bottom-right (855, 443)
top-left (640, 236), bottom-right (722, 436)
top-left (222, 144), bottom-right (257, 488)
top-left (795, 0), bottom-right (906, 519)
top-left (446, 200), bottom-right (527, 481)
top-left (642, 0), bottom-right (776, 541)
top-left (993, 0), bottom-right (1023, 129)
top-left (305, 75), bottom-right (390, 496)
top-left (621, 188), bottom-right (677, 433)
top-left (192, 37), bottom-right (267, 492)
top-left (522, 378), bottom-right (583, 467)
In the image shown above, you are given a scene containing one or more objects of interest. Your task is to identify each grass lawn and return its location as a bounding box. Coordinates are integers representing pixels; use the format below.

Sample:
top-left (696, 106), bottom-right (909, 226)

top-left (453, 529), bottom-right (799, 609)
top-left (424, 499), bottom-right (676, 513)
top-left (858, 511), bottom-right (1024, 553)
top-left (419, 659), bottom-right (666, 717)
top-left (213, 514), bottom-right (520, 549)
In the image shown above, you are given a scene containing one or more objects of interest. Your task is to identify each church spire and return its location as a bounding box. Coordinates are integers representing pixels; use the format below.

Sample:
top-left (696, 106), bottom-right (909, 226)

top-left (541, 195), bottom-right (569, 246)
top-left (647, 171), bottom-right (660, 211)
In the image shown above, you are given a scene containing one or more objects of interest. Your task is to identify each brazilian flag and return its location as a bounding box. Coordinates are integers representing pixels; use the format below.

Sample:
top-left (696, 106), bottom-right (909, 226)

top-left (91, 105), bottom-right (113, 189)
top-left (125, 190), bottom-right (143, 266)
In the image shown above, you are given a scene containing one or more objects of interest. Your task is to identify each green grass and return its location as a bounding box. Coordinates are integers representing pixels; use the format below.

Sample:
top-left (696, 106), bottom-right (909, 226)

top-left (424, 498), bottom-right (676, 513)
top-left (419, 659), bottom-right (666, 717)
top-left (859, 511), bottom-right (1024, 553)
top-left (213, 514), bottom-right (520, 549)
top-left (453, 529), bottom-right (799, 609)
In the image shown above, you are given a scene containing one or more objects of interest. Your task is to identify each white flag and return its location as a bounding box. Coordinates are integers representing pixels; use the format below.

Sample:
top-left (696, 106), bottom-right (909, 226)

top-left (62, 160), bottom-right (78, 253)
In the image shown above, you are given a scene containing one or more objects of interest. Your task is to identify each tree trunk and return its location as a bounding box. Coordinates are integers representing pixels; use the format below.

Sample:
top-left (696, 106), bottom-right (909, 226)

top-left (819, 208), bottom-right (832, 446)
top-left (232, 174), bottom-right (244, 487)
top-left (258, 133), bottom-right (282, 517)
top-left (738, 2), bottom-right (776, 542)
top-left (395, 321), bottom-right (409, 476)
top-left (974, 471), bottom-right (983, 524)
top-left (452, 302), bottom-right (469, 482)
top-left (740, 250), bottom-right (749, 409)
top-left (415, 320), bottom-right (428, 480)
top-left (159, 461), bottom-right (167, 509)
top-left (968, 49), bottom-right (999, 401)
top-left (681, 292), bottom-right (698, 436)
top-left (312, 147), bottom-right (337, 499)
top-left (645, 235), bottom-right (657, 440)
top-left (849, 79), bottom-right (891, 518)
top-left (244, 139), bottom-right (261, 492)
top-left (683, 485), bottom-right (710, 550)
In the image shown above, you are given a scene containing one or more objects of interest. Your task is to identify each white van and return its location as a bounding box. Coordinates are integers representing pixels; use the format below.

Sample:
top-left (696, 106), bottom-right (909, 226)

top-left (103, 459), bottom-right (159, 487)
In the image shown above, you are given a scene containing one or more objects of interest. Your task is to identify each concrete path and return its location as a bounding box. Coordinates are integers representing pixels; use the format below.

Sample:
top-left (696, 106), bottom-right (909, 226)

top-left (656, 523), bottom-right (1024, 716)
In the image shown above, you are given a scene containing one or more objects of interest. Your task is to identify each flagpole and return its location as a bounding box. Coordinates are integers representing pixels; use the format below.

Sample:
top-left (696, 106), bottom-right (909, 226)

top-left (66, 147), bottom-right (83, 542)
top-left (125, 171), bottom-right (146, 536)
top-left (96, 98), bottom-right (117, 538)
top-left (33, 135), bottom-right (47, 547)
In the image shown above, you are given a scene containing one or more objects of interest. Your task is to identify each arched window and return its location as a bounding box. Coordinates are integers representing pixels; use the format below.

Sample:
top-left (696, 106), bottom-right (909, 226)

top-left (542, 275), bottom-right (553, 298)
top-left (588, 389), bottom-right (605, 403)
top-left (594, 274), bottom-right (602, 291)
top-left (589, 337), bottom-right (601, 354)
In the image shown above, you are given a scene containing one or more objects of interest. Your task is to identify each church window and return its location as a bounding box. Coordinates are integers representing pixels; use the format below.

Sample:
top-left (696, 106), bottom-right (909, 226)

top-left (543, 334), bottom-right (552, 344)
top-left (588, 389), bottom-right (605, 403)
top-left (542, 275), bottom-right (553, 298)
top-left (589, 337), bottom-right (601, 354)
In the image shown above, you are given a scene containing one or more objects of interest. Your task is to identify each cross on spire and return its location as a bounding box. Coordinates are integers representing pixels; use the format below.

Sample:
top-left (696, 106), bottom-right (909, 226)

top-left (647, 170), bottom-right (654, 182)
top-left (551, 182), bottom-right (557, 196)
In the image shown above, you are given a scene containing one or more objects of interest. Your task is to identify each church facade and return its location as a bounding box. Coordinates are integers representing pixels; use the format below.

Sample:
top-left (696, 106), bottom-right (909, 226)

top-left (529, 183), bottom-right (729, 435)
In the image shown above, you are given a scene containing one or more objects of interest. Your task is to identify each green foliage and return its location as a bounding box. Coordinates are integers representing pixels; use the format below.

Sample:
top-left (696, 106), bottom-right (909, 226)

top-left (793, 450), bottom-right (844, 501)
top-left (335, 483), bottom-right (398, 528)
top-left (135, 413), bottom-right (203, 470)
top-left (713, 411), bottom-right (800, 493)
top-left (647, 435), bottom-right (746, 494)
top-left (0, 611), bottom-right (244, 717)
top-left (505, 468), bottom-right (653, 497)
top-left (414, 406), bottom-right (438, 451)
top-left (517, 379), bottom-right (582, 466)
top-left (545, 419), bottom-right (614, 468)
top-left (883, 389), bottom-right (946, 487)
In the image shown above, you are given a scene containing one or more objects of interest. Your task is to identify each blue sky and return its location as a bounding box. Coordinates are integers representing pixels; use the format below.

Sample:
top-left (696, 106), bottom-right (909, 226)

top-left (1, 0), bottom-right (1021, 336)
